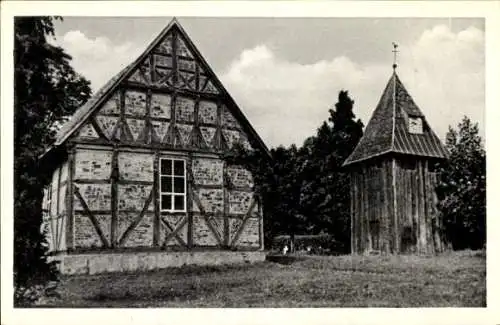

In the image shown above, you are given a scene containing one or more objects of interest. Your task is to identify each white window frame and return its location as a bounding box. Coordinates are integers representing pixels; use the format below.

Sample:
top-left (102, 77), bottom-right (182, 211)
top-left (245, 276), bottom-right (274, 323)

top-left (159, 157), bottom-right (187, 213)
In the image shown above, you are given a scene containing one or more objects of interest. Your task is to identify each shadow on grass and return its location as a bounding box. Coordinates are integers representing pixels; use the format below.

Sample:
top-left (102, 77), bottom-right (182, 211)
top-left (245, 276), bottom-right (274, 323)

top-left (83, 276), bottom-right (254, 304)
top-left (89, 289), bottom-right (200, 303)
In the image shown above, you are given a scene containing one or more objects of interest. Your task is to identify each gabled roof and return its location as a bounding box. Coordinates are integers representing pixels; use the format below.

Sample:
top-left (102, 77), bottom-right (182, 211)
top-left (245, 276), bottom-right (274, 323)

top-left (343, 72), bottom-right (448, 166)
top-left (44, 18), bottom-right (270, 158)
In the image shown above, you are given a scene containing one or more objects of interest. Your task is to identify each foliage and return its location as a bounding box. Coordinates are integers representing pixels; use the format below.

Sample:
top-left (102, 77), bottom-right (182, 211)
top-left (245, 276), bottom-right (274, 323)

top-left (271, 234), bottom-right (346, 255)
top-left (14, 16), bottom-right (92, 305)
top-left (299, 90), bottom-right (364, 250)
top-left (436, 116), bottom-right (486, 250)
top-left (226, 91), bottom-right (363, 251)
top-left (225, 143), bottom-right (307, 247)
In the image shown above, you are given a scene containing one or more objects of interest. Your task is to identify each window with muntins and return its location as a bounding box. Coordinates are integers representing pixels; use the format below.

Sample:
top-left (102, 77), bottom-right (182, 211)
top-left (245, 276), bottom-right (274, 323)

top-left (159, 158), bottom-right (186, 212)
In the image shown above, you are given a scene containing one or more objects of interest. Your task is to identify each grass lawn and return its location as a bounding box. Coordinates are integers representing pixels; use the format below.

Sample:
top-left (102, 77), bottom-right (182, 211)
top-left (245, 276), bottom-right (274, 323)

top-left (42, 250), bottom-right (485, 307)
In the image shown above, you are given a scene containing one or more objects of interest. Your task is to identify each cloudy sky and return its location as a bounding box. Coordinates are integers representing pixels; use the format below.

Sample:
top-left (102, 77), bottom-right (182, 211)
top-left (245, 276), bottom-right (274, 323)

top-left (52, 17), bottom-right (485, 148)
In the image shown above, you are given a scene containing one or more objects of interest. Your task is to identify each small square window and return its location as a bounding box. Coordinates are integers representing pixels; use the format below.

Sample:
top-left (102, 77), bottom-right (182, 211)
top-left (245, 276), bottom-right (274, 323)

top-left (409, 117), bottom-right (423, 134)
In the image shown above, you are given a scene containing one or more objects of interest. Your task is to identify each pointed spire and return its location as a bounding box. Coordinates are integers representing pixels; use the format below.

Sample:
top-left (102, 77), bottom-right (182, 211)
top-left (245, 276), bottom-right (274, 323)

top-left (392, 42), bottom-right (399, 72)
top-left (343, 72), bottom-right (448, 166)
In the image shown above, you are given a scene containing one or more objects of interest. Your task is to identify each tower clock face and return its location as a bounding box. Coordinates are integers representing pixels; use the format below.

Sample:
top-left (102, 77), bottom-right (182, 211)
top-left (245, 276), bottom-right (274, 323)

top-left (409, 117), bottom-right (423, 134)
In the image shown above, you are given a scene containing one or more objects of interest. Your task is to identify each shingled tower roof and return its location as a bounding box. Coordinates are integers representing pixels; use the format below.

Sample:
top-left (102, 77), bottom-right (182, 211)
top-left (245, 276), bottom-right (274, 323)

top-left (343, 72), bottom-right (448, 166)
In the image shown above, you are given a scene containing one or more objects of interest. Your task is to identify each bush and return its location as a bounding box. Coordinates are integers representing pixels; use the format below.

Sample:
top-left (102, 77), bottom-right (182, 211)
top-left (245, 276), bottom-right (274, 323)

top-left (14, 281), bottom-right (60, 307)
top-left (271, 234), bottom-right (348, 255)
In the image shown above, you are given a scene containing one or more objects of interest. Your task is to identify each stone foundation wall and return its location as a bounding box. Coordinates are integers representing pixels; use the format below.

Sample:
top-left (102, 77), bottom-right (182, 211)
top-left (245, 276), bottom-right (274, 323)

top-left (52, 250), bottom-right (267, 275)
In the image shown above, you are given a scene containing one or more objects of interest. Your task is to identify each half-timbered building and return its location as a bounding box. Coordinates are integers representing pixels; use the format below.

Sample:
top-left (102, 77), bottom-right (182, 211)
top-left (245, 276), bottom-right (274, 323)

top-left (41, 18), bottom-right (269, 274)
top-left (343, 69), bottom-right (448, 255)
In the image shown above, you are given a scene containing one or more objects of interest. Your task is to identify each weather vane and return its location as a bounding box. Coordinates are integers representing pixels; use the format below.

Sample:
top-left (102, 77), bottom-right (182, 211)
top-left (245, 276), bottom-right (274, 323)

top-left (392, 42), bottom-right (399, 71)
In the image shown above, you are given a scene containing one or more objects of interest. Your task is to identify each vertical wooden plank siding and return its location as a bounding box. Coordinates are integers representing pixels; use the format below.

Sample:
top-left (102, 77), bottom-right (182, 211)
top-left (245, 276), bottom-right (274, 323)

top-left (399, 163), bottom-right (405, 252)
top-left (424, 160), bottom-right (434, 253)
top-left (406, 168), bottom-right (412, 252)
top-left (414, 161), bottom-right (421, 253)
top-left (410, 165), bottom-right (418, 252)
top-left (417, 160), bottom-right (427, 254)
top-left (350, 172), bottom-right (355, 254)
top-left (357, 169), bottom-right (362, 253)
top-left (375, 166), bottom-right (382, 247)
top-left (428, 169), bottom-right (436, 251)
top-left (392, 158), bottom-right (399, 253)
top-left (380, 161), bottom-right (387, 253)
top-left (355, 169), bottom-right (360, 254)
top-left (367, 166), bottom-right (372, 252)
top-left (406, 168), bottom-right (412, 240)
top-left (356, 171), bottom-right (362, 254)
top-left (352, 171), bottom-right (358, 253)
top-left (362, 165), bottom-right (369, 253)
top-left (349, 157), bottom-right (446, 255)
top-left (388, 159), bottom-right (395, 253)
top-left (65, 148), bottom-right (75, 250)
top-left (395, 161), bottom-right (401, 253)
top-left (430, 171), bottom-right (439, 252)
top-left (359, 169), bottom-right (364, 254)
top-left (366, 166), bottom-right (372, 252)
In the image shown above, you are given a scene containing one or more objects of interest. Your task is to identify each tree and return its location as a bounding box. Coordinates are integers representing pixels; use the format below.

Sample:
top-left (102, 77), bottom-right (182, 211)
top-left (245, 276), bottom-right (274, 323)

top-left (436, 116), bottom-right (486, 250)
top-left (300, 90), bottom-right (363, 251)
top-left (226, 91), bottom-right (363, 253)
top-left (14, 17), bottom-right (91, 304)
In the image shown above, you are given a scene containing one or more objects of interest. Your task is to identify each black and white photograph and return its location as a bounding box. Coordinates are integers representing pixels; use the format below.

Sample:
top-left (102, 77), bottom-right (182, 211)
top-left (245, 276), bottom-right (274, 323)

top-left (1, 1), bottom-right (498, 323)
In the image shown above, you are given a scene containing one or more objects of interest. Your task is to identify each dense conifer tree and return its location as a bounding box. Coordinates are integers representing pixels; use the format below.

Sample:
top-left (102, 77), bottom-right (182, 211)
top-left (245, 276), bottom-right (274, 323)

top-left (14, 16), bottom-right (91, 304)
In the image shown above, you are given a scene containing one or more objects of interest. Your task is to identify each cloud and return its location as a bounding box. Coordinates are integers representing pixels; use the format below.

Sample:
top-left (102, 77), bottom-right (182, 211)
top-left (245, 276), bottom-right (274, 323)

top-left (51, 25), bottom-right (484, 149)
top-left (50, 30), bottom-right (144, 91)
top-left (221, 24), bottom-right (484, 148)
top-left (400, 25), bottom-right (484, 143)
